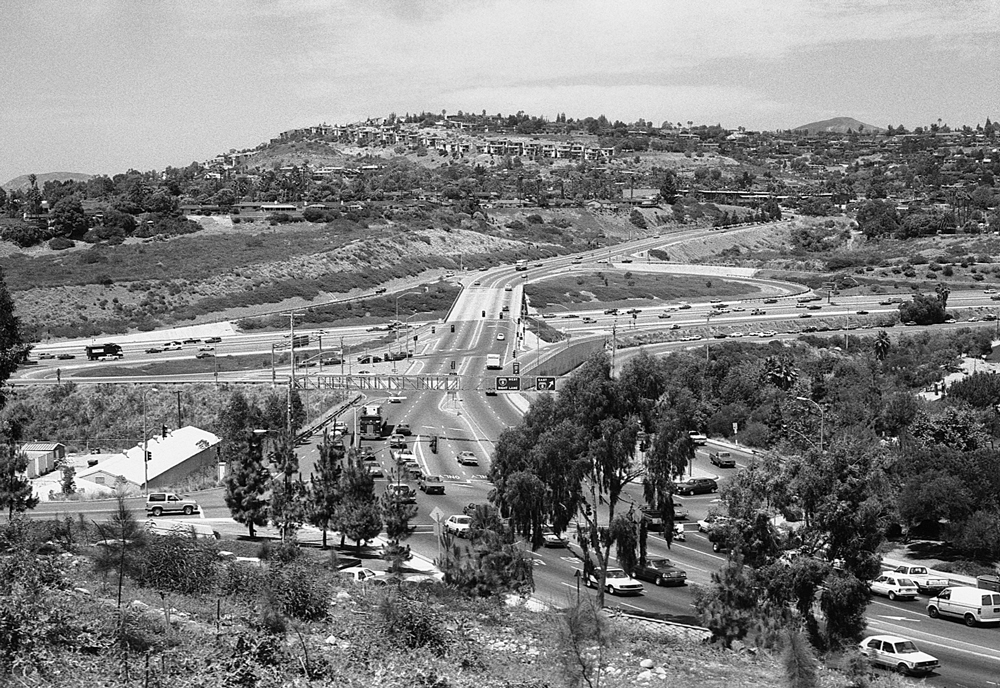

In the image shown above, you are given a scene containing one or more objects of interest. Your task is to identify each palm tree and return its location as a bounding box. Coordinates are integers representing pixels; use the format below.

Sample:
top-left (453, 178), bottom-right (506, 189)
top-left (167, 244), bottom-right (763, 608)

top-left (764, 356), bottom-right (798, 391)
top-left (874, 330), bottom-right (891, 361)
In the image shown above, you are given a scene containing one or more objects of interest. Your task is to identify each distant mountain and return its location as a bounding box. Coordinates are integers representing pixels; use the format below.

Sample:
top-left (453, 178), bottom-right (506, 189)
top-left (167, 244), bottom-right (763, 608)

top-left (791, 117), bottom-right (883, 135)
top-left (2, 172), bottom-right (93, 193)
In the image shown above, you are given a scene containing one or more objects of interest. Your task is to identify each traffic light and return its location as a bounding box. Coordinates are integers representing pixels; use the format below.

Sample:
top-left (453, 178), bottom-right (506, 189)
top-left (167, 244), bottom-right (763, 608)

top-left (431, 326), bottom-right (436, 334)
top-left (161, 424), bottom-right (168, 439)
top-left (482, 310), bottom-right (486, 318)
top-left (430, 435), bottom-right (438, 453)
top-left (513, 362), bottom-right (520, 374)
top-left (413, 335), bottom-right (418, 342)
top-left (450, 324), bottom-right (455, 333)
top-left (499, 312), bottom-right (503, 320)
top-left (144, 450), bottom-right (152, 462)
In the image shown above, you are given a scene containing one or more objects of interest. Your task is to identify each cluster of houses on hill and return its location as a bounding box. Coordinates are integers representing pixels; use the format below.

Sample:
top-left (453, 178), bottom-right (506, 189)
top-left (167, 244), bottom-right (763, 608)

top-left (23, 426), bottom-right (221, 501)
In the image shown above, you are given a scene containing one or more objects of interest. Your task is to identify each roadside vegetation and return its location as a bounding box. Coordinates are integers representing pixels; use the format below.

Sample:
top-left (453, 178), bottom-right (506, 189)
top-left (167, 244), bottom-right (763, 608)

top-left (526, 271), bottom-right (758, 309)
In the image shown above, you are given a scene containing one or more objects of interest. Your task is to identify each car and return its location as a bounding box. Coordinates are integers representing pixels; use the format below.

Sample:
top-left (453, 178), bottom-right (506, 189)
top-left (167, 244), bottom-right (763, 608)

top-left (572, 259), bottom-right (582, 264)
top-left (418, 474), bottom-right (445, 494)
top-left (393, 449), bottom-right (417, 466)
top-left (146, 492), bottom-right (200, 517)
top-left (621, 257), bottom-right (633, 263)
top-left (57, 353), bottom-right (75, 360)
top-left (798, 313), bottom-right (812, 319)
top-left (879, 299), bottom-right (894, 306)
top-left (395, 423), bottom-right (412, 436)
top-left (858, 635), bottom-right (939, 676)
top-left (750, 309), bottom-right (766, 316)
top-left (677, 303), bottom-right (692, 310)
top-left (985, 289), bottom-right (997, 294)
top-left (144, 347), bottom-right (162, 354)
top-left (504, 284), bottom-right (512, 292)
top-left (366, 464), bottom-right (385, 478)
top-left (387, 396), bottom-right (403, 404)
top-left (729, 332), bottom-right (743, 338)
top-left (710, 451), bottom-right (735, 468)
top-left (541, 313), bottom-right (556, 319)
top-left (473, 280), bottom-right (481, 286)
top-left (586, 567), bottom-right (644, 596)
top-left (658, 312), bottom-right (672, 319)
top-left (669, 323), bottom-right (681, 330)
top-left (731, 307), bottom-right (745, 313)
top-left (697, 514), bottom-right (734, 533)
top-left (340, 566), bottom-right (390, 585)
top-left (856, 310), bottom-right (869, 315)
top-left (687, 431), bottom-right (708, 445)
top-left (389, 434), bottom-right (407, 449)
top-left (562, 313), bottom-right (579, 319)
top-left (871, 574), bottom-right (919, 601)
top-left (806, 304), bottom-right (822, 310)
top-left (632, 557), bottom-right (687, 587)
top-left (37, 352), bottom-right (55, 359)
top-left (763, 298), bottom-right (778, 304)
top-left (182, 337), bottom-right (201, 344)
top-left (163, 343), bottom-right (182, 351)
top-left (195, 352), bottom-right (214, 359)
top-left (674, 477), bottom-right (718, 495)
top-left (198, 345), bottom-right (214, 352)
top-left (456, 450), bottom-right (479, 466)
top-left (582, 317), bottom-right (597, 324)
top-left (603, 308), bottom-right (619, 315)
top-left (541, 526), bottom-right (568, 548)
top-left (444, 515), bottom-right (473, 538)
top-left (709, 299), bottom-right (722, 304)
top-left (386, 484), bottom-right (417, 504)
top-left (496, 332), bottom-right (506, 340)
top-left (926, 586), bottom-right (1000, 626)
top-left (204, 336), bottom-right (222, 344)
top-left (887, 566), bottom-right (949, 594)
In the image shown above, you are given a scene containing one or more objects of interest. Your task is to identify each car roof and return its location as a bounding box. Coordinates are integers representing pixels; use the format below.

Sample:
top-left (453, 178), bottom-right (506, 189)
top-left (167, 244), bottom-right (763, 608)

top-left (864, 634), bottom-right (907, 643)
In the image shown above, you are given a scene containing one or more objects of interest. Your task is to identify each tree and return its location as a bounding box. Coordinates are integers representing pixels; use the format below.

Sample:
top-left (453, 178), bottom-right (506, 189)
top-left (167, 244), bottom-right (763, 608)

top-left (380, 481), bottom-right (417, 574)
top-left (659, 170), bottom-right (679, 204)
top-left (223, 430), bottom-right (270, 538)
top-left (48, 196), bottom-right (89, 238)
top-left (337, 453), bottom-right (382, 550)
top-left (898, 293), bottom-right (947, 325)
top-left (490, 353), bottom-right (653, 608)
top-left (873, 330), bottom-right (890, 361)
top-left (0, 269), bottom-right (27, 408)
top-left (307, 432), bottom-right (344, 549)
top-left (0, 445), bottom-right (37, 517)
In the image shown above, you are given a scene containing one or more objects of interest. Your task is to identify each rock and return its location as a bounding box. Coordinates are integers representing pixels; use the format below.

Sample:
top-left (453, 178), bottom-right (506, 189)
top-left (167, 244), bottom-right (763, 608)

top-left (640, 658), bottom-right (655, 669)
top-left (325, 635), bottom-right (338, 645)
top-left (637, 669), bottom-right (653, 681)
top-left (335, 591), bottom-right (351, 600)
top-left (74, 587), bottom-right (91, 595)
top-left (131, 600), bottom-right (149, 611)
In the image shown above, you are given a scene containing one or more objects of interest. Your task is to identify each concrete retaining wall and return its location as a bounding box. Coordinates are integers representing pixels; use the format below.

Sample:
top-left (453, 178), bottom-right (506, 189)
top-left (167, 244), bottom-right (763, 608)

top-left (523, 338), bottom-right (606, 378)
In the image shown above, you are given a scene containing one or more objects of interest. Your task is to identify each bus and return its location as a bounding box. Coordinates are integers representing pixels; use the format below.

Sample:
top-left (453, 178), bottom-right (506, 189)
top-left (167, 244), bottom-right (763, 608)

top-left (85, 343), bottom-right (123, 360)
top-left (359, 404), bottom-right (385, 440)
top-left (486, 354), bottom-right (502, 370)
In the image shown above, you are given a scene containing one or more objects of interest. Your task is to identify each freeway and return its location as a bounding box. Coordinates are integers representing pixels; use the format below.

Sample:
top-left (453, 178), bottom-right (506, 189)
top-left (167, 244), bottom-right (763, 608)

top-left (22, 224), bottom-right (1000, 685)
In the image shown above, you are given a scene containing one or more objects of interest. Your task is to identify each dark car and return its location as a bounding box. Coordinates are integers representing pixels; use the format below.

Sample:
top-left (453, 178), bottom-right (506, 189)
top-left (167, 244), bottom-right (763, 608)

top-left (633, 557), bottom-right (687, 587)
top-left (182, 337), bottom-right (201, 344)
top-left (57, 353), bottom-right (75, 360)
top-left (145, 347), bottom-right (163, 354)
top-left (763, 298), bottom-right (778, 304)
top-left (395, 423), bottom-right (412, 436)
top-left (673, 477), bottom-right (718, 495)
top-left (418, 474), bottom-right (445, 495)
top-left (204, 336), bottom-right (222, 344)
top-left (195, 352), bottom-right (214, 359)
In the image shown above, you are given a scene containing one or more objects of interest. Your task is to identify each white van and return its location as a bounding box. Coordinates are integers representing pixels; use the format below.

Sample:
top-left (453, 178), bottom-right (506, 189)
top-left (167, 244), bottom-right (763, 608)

top-left (926, 586), bottom-right (1000, 627)
top-left (145, 519), bottom-right (220, 541)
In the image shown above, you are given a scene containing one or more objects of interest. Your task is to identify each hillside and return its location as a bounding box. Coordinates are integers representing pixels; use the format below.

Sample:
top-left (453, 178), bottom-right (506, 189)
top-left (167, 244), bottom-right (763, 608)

top-left (2, 171), bottom-right (93, 192)
top-left (791, 117), bottom-right (882, 135)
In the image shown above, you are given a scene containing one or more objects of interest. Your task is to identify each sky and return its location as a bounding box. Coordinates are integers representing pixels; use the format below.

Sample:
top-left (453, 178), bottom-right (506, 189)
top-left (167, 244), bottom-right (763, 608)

top-left (3, 0), bottom-right (999, 184)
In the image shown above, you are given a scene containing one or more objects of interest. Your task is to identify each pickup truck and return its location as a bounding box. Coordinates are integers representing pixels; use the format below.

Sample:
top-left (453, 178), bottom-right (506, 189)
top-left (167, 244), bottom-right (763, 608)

top-left (886, 565), bottom-right (949, 593)
top-left (709, 451), bottom-right (735, 468)
top-left (751, 308), bottom-right (766, 316)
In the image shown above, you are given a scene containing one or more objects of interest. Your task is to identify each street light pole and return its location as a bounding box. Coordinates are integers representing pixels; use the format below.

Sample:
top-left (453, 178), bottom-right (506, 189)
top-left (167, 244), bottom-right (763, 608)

top-left (142, 386), bottom-right (159, 494)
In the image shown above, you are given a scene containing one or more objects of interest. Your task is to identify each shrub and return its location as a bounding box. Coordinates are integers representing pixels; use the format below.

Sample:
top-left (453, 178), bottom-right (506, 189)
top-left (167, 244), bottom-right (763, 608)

top-left (48, 236), bottom-right (75, 250)
top-left (376, 591), bottom-right (447, 656)
top-left (525, 214), bottom-right (544, 225)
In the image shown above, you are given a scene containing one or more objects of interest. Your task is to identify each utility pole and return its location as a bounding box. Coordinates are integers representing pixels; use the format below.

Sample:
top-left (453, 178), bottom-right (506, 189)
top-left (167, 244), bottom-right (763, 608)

top-left (289, 312), bottom-right (296, 391)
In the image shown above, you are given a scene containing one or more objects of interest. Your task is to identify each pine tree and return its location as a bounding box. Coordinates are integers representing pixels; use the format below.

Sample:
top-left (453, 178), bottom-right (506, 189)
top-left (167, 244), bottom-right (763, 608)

top-left (336, 453), bottom-right (382, 550)
top-left (782, 629), bottom-right (819, 688)
top-left (0, 444), bottom-right (38, 518)
top-left (224, 431), bottom-right (270, 538)
top-left (307, 432), bottom-right (344, 549)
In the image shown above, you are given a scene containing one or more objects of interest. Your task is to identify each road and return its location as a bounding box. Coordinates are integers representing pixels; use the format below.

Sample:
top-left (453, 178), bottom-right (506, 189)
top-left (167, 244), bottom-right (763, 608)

top-left (24, 224), bottom-right (1000, 686)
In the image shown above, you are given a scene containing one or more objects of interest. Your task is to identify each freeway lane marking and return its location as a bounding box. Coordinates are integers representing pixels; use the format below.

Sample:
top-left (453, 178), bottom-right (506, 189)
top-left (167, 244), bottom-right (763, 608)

top-left (875, 615), bottom-right (916, 622)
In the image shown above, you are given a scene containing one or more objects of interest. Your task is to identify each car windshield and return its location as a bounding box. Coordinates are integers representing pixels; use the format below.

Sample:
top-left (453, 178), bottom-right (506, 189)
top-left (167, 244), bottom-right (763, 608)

top-left (454, 517), bottom-right (471, 525)
top-left (649, 560), bottom-right (673, 570)
top-left (606, 569), bottom-right (628, 579)
top-left (426, 476), bottom-right (442, 482)
top-left (892, 641), bottom-right (918, 654)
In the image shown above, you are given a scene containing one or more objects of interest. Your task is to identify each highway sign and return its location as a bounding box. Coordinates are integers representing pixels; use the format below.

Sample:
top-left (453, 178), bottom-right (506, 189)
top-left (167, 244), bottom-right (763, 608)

top-left (495, 376), bottom-right (521, 391)
top-left (536, 376), bottom-right (556, 391)
top-left (429, 506), bottom-right (445, 523)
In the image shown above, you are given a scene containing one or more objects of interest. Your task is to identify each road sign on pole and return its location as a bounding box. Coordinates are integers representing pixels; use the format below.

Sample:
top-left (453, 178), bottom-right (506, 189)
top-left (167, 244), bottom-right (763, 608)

top-left (536, 376), bottom-right (556, 391)
top-left (495, 376), bottom-right (521, 391)
top-left (430, 507), bottom-right (445, 561)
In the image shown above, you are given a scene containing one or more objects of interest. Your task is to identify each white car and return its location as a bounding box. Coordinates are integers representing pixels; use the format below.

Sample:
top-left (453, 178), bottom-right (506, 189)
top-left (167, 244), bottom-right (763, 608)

top-left (697, 514), bottom-right (733, 533)
top-left (496, 332), bottom-right (506, 341)
top-left (687, 431), bottom-right (708, 445)
top-left (198, 345), bottom-right (214, 352)
top-left (444, 515), bottom-right (472, 538)
top-left (340, 566), bottom-right (389, 585)
top-left (456, 450), bottom-right (479, 466)
top-left (540, 526), bottom-right (568, 548)
top-left (858, 635), bottom-right (939, 676)
top-left (586, 567), bottom-right (644, 596)
top-left (870, 574), bottom-right (919, 601)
